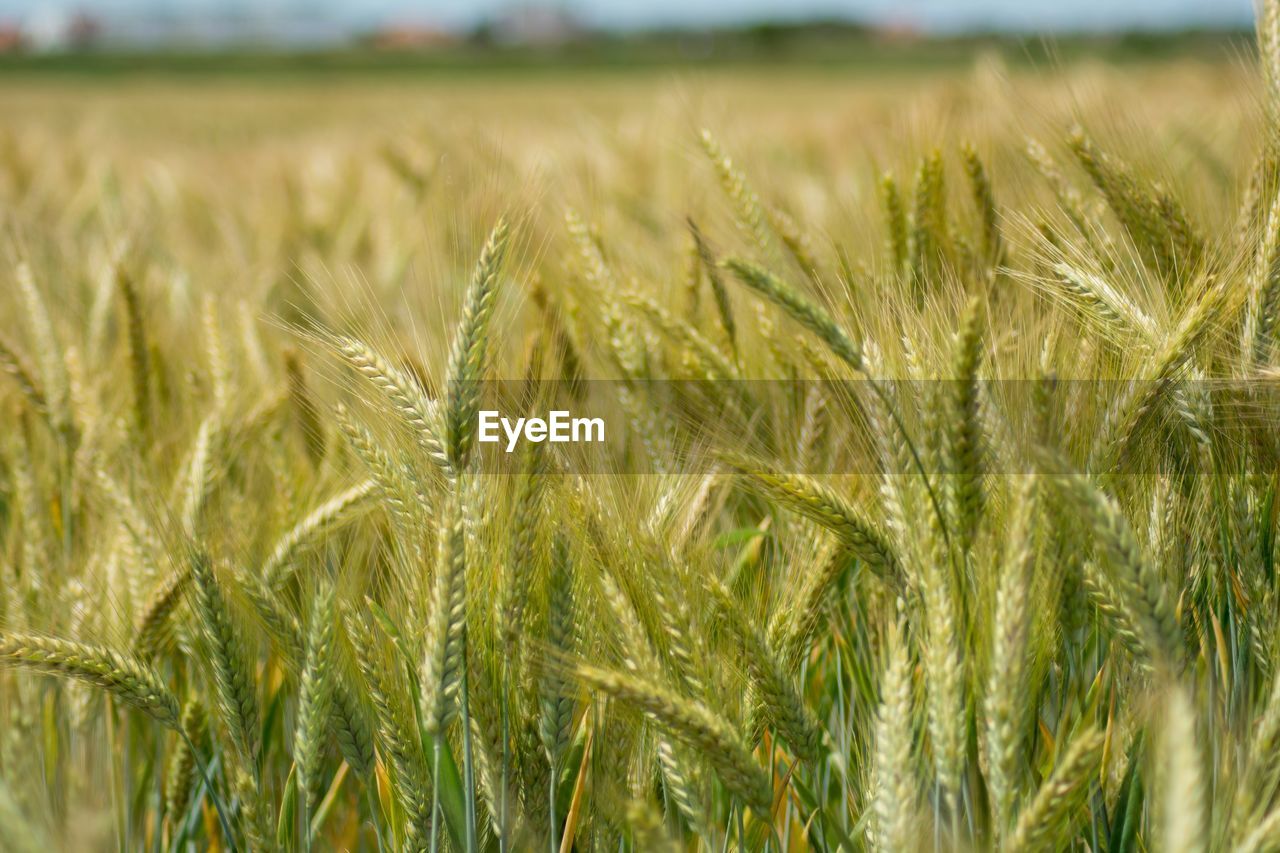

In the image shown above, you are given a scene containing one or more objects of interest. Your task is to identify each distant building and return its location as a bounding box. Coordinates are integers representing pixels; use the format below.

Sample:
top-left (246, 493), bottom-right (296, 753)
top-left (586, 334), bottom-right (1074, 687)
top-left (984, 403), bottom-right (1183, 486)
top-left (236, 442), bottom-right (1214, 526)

top-left (23, 6), bottom-right (101, 52)
top-left (873, 19), bottom-right (923, 44)
top-left (490, 4), bottom-right (584, 47)
top-left (368, 24), bottom-right (458, 51)
top-left (0, 25), bottom-right (24, 53)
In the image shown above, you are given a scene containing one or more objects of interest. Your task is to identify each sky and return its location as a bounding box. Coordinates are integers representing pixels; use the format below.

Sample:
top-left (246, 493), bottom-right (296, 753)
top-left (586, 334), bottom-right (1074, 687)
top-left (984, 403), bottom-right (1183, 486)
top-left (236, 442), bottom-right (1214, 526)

top-left (0, 0), bottom-right (1258, 33)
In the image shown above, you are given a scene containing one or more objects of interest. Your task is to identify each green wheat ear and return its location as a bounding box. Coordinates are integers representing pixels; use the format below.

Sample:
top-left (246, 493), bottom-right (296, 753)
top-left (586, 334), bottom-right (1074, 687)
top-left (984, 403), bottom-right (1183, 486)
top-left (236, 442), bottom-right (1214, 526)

top-left (346, 608), bottom-right (432, 845)
top-left (133, 565), bottom-right (193, 660)
top-left (706, 576), bottom-right (823, 761)
top-left (880, 172), bottom-right (910, 274)
top-left (0, 633), bottom-right (181, 727)
top-left (722, 451), bottom-right (900, 580)
top-left (1050, 470), bottom-right (1181, 668)
top-left (190, 551), bottom-right (262, 773)
top-left (946, 297), bottom-right (986, 556)
top-left (909, 147), bottom-right (950, 289)
top-left (722, 257), bottom-right (862, 370)
top-left (421, 488), bottom-right (468, 735)
top-left (699, 129), bottom-right (772, 254)
top-left (295, 580), bottom-right (337, 815)
top-left (333, 334), bottom-right (449, 471)
top-left (445, 217), bottom-right (510, 473)
top-left (961, 141), bottom-right (1002, 268)
top-left (573, 662), bottom-right (772, 815)
top-left (1008, 727), bottom-right (1105, 852)
top-left (1068, 126), bottom-right (1202, 279)
top-left (538, 534), bottom-right (576, 767)
top-left (166, 699), bottom-right (208, 819)
top-left (987, 477), bottom-right (1039, 840)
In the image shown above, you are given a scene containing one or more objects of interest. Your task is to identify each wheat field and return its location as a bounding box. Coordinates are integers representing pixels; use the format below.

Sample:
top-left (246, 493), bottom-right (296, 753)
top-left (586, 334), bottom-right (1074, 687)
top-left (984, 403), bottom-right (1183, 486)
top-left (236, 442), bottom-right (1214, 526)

top-left (0, 20), bottom-right (1277, 853)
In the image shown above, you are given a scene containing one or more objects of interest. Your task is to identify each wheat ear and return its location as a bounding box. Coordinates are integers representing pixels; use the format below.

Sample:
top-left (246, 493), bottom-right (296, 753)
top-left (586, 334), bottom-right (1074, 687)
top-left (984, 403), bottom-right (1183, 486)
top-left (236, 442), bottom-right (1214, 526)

top-left (420, 488), bottom-right (469, 740)
top-left (723, 453), bottom-right (899, 579)
top-left (14, 261), bottom-right (68, 432)
top-left (237, 567), bottom-right (373, 780)
top-left (657, 737), bottom-right (708, 836)
top-left (962, 141), bottom-right (1002, 266)
top-left (333, 334), bottom-right (449, 471)
top-left (115, 265), bottom-right (152, 435)
top-left (722, 258), bottom-right (862, 370)
top-left (909, 148), bottom-right (949, 288)
top-left (296, 580), bottom-right (337, 817)
top-left (335, 403), bottom-right (423, 538)
top-left (1235, 666), bottom-right (1280, 840)
top-left (880, 172), bottom-right (909, 274)
top-left (180, 414), bottom-right (218, 535)
top-left (539, 534), bottom-right (576, 767)
top-left (573, 663), bottom-right (771, 814)
top-left (444, 217), bottom-right (510, 472)
top-left (165, 699), bottom-right (208, 820)
top-left (1008, 727), bottom-right (1105, 852)
top-left (1244, 163), bottom-right (1280, 365)
top-left (0, 632), bottom-right (180, 727)
top-left (946, 298), bottom-right (986, 554)
top-left (1051, 472), bottom-right (1180, 666)
top-left (345, 609), bottom-right (432, 847)
top-left (688, 217), bottom-right (737, 349)
top-left (707, 577), bottom-right (823, 761)
top-left (986, 476), bottom-right (1038, 837)
top-left (190, 552), bottom-right (261, 773)
top-left (1025, 137), bottom-right (1094, 240)
top-left (284, 348), bottom-right (326, 465)
top-left (502, 443), bottom-right (546, 656)
top-left (874, 617), bottom-right (918, 852)
top-left (1159, 684), bottom-right (1206, 853)
top-left (699, 129), bottom-right (772, 254)
top-left (134, 566), bottom-right (193, 660)
top-left (772, 549), bottom-right (854, 668)
top-left (0, 332), bottom-right (49, 417)
top-left (1048, 262), bottom-right (1158, 341)
top-left (261, 480), bottom-right (376, 589)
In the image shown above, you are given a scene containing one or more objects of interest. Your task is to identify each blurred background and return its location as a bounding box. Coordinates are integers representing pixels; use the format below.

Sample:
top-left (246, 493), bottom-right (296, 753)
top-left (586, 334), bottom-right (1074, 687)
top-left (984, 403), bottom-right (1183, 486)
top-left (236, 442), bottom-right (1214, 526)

top-left (0, 0), bottom-right (1259, 70)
